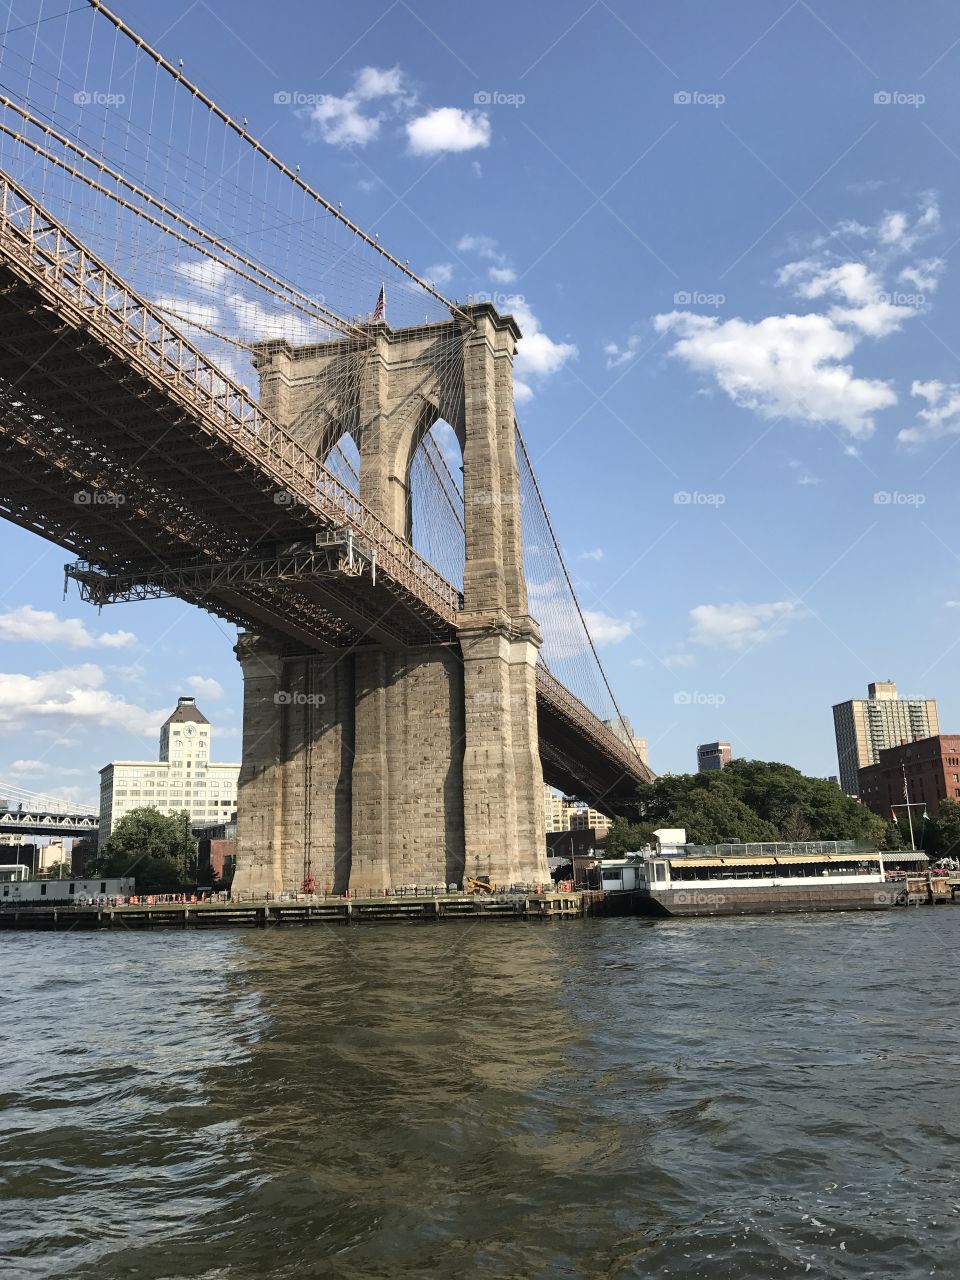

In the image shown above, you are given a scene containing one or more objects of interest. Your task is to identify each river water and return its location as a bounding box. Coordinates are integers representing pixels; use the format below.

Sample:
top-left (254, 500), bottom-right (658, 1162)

top-left (1, 910), bottom-right (959, 1278)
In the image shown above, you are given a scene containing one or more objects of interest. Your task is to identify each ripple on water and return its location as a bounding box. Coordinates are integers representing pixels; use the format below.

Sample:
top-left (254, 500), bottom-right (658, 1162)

top-left (1, 915), bottom-right (960, 1278)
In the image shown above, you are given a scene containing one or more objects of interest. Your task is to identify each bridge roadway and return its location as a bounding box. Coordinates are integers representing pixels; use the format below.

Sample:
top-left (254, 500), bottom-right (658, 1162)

top-left (0, 171), bottom-right (652, 812)
top-left (0, 808), bottom-right (99, 838)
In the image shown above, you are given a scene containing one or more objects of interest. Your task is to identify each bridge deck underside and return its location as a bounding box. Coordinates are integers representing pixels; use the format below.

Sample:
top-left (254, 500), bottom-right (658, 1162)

top-left (0, 260), bottom-right (649, 812)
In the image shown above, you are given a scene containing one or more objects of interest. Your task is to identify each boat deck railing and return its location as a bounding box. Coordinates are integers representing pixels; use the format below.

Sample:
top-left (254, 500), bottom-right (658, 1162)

top-left (677, 839), bottom-right (879, 859)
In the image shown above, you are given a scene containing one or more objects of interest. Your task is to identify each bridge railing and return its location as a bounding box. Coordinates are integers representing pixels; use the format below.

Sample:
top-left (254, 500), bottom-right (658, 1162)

top-left (0, 171), bottom-right (463, 625)
top-left (536, 666), bottom-right (652, 784)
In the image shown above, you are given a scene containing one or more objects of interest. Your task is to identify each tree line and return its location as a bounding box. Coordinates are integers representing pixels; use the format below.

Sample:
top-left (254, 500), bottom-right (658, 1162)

top-left (604, 758), bottom-right (960, 859)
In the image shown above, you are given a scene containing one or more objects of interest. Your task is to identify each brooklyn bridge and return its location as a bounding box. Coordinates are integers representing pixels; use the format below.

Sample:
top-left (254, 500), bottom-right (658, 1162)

top-left (0, 1), bottom-right (652, 897)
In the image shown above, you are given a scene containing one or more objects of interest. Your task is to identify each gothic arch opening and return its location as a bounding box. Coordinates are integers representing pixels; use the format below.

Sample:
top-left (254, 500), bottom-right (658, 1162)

top-left (408, 418), bottom-right (465, 590)
top-left (323, 431), bottom-right (360, 495)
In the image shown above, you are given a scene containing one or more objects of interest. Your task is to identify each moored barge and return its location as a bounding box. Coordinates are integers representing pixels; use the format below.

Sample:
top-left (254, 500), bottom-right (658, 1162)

top-left (591, 840), bottom-right (929, 917)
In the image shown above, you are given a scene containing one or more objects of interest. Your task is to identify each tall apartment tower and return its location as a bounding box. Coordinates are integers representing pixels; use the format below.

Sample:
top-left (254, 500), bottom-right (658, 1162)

top-left (832, 680), bottom-right (939, 796)
top-left (697, 741), bottom-right (732, 772)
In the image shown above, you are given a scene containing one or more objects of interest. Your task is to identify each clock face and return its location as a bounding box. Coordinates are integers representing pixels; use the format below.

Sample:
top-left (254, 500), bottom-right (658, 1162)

top-left (183, 723), bottom-right (197, 739)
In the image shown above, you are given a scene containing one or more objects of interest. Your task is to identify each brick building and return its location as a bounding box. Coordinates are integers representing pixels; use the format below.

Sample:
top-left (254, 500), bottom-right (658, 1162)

top-left (858, 734), bottom-right (960, 819)
top-left (697, 741), bottom-right (732, 772)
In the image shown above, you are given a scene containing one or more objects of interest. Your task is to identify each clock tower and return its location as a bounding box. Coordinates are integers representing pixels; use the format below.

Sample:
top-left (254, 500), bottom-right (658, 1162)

top-left (159, 695), bottom-right (211, 763)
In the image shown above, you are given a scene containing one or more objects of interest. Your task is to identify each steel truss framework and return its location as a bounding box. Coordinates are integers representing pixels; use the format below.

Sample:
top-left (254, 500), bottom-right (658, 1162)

top-left (0, 168), bottom-right (651, 807)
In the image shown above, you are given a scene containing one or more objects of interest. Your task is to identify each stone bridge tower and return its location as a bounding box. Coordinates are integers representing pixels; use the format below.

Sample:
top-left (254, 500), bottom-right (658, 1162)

top-left (231, 303), bottom-right (549, 897)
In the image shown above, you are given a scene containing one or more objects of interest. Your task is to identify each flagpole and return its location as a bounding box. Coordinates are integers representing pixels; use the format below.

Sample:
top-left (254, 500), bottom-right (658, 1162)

top-left (902, 763), bottom-right (916, 851)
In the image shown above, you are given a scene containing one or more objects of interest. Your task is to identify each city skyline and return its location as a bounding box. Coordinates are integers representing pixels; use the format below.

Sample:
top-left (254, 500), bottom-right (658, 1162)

top-left (3, 1), bottom-right (960, 797)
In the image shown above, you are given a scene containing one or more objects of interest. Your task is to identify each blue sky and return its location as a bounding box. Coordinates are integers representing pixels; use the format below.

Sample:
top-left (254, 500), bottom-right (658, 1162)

top-left (4, 0), bottom-right (960, 805)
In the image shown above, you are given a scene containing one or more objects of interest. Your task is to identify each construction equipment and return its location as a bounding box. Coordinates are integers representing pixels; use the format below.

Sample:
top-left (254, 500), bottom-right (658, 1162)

top-left (465, 876), bottom-right (495, 895)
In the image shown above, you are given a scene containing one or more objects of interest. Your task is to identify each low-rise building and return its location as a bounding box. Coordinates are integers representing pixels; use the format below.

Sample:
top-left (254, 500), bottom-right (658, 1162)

top-left (98, 696), bottom-right (240, 845)
top-left (543, 785), bottom-right (612, 835)
top-left (858, 734), bottom-right (960, 819)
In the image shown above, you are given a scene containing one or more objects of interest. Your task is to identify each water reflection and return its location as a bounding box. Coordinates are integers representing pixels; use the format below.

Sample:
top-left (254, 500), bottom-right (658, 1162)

top-left (2, 914), bottom-right (960, 1278)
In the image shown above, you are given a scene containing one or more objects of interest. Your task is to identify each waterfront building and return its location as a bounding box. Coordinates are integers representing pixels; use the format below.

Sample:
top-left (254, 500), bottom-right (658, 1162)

top-left (98, 696), bottom-right (240, 845)
top-left (543, 785), bottom-right (612, 835)
top-left (697, 742), bottom-right (732, 772)
top-left (604, 716), bottom-right (649, 766)
top-left (858, 734), bottom-right (960, 819)
top-left (833, 681), bottom-right (939, 796)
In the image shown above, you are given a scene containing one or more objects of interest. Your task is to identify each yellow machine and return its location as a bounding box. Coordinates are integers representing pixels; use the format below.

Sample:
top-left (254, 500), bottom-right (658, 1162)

top-left (465, 876), bottom-right (495, 895)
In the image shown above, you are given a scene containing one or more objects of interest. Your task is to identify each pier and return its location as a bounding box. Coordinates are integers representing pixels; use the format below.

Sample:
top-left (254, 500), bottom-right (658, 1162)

top-left (0, 890), bottom-right (592, 931)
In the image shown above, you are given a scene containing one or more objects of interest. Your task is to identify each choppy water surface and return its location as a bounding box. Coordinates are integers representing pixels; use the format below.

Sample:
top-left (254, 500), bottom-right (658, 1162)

top-left (2, 911), bottom-right (959, 1278)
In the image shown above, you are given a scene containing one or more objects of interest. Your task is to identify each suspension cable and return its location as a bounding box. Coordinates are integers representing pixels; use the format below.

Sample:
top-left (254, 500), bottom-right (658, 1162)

top-left (86, 0), bottom-right (473, 322)
top-left (515, 420), bottom-right (643, 762)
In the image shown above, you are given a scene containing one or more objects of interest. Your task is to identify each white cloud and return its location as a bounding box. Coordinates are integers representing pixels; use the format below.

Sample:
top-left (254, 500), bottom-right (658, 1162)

top-left (154, 296), bottom-right (221, 329)
top-left (425, 262), bottom-right (454, 286)
top-left (579, 548), bottom-right (604, 561)
top-left (174, 258), bottom-right (230, 291)
top-left (879, 195), bottom-right (939, 250)
top-left (605, 334), bottom-right (645, 369)
top-left (584, 610), bottom-right (632, 646)
top-left (306, 66), bottom-right (411, 148)
top-left (353, 66), bottom-right (405, 100)
top-left (662, 653), bottom-right (696, 668)
top-left (945, 601), bottom-right (960, 608)
top-left (690, 601), bottom-right (802, 650)
top-left (406, 108), bottom-right (490, 155)
top-left (505, 295), bottom-right (577, 387)
top-left (185, 675), bottom-right (224, 702)
top-left (655, 199), bottom-right (942, 439)
top-left (458, 234), bottom-right (511, 267)
top-left (899, 258), bottom-right (943, 293)
top-left (654, 310), bottom-right (896, 438)
top-left (0, 665), bottom-right (167, 736)
top-left (899, 379), bottom-right (960, 445)
top-left (0, 606), bottom-right (135, 651)
top-left (489, 266), bottom-right (516, 284)
top-left (9, 759), bottom-right (45, 774)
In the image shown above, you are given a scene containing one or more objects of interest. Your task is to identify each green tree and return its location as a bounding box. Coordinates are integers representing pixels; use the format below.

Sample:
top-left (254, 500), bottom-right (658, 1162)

top-left (605, 817), bottom-right (656, 854)
top-left (625, 759), bottom-right (887, 849)
top-left (880, 819), bottom-right (905, 851)
top-left (668, 788), bottom-right (780, 845)
top-left (42, 860), bottom-right (73, 879)
top-left (715, 760), bottom-right (879, 841)
top-left (94, 807), bottom-right (197, 890)
top-left (931, 799), bottom-right (960, 860)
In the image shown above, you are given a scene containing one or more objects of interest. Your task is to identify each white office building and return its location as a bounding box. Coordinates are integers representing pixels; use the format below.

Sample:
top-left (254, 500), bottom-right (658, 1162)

top-left (98, 696), bottom-right (240, 845)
